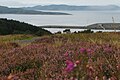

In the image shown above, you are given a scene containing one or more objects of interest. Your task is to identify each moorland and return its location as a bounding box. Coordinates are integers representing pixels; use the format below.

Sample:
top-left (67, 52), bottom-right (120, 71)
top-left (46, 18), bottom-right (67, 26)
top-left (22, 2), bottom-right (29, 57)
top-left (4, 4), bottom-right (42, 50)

top-left (0, 32), bottom-right (120, 80)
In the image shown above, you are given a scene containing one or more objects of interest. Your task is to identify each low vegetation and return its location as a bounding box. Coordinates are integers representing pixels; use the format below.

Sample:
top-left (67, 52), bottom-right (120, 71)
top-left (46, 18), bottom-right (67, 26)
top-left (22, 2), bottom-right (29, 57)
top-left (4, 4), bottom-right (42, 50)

top-left (0, 34), bottom-right (34, 43)
top-left (0, 32), bottom-right (120, 80)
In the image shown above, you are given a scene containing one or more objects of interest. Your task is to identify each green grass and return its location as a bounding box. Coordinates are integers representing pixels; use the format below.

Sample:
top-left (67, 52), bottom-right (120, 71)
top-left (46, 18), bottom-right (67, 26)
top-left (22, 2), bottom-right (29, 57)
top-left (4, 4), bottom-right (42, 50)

top-left (55, 32), bottom-right (120, 46)
top-left (0, 34), bottom-right (35, 43)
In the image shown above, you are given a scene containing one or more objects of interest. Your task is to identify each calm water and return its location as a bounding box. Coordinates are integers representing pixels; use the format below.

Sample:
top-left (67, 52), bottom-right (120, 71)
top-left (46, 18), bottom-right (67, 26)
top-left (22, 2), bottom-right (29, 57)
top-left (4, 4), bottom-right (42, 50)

top-left (0, 11), bottom-right (120, 33)
top-left (44, 28), bottom-right (120, 33)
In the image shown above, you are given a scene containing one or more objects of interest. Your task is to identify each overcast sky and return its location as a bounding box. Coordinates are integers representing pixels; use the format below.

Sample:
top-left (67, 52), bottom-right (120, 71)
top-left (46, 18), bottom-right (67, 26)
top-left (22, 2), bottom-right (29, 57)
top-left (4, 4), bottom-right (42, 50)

top-left (0, 0), bottom-right (120, 7)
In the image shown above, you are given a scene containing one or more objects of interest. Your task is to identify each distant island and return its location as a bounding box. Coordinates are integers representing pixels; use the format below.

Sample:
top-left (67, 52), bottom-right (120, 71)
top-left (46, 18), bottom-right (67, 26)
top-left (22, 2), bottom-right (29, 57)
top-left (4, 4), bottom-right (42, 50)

top-left (23, 4), bottom-right (120, 11)
top-left (0, 6), bottom-right (70, 15)
top-left (0, 18), bottom-right (52, 35)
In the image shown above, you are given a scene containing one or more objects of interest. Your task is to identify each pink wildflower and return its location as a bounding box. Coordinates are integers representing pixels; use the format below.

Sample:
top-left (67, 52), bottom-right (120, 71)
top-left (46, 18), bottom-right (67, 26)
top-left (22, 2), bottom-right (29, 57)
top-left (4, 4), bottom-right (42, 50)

top-left (104, 47), bottom-right (112, 53)
top-left (80, 48), bottom-right (86, 53)
top-left (64, 51), bottom-right (69, 57)
top-left (75, 60), bottom-right (80, 65)
top-left (65, 60), bottom-right (74, 72)
top-left (87, 49), bottom-right (94, 56)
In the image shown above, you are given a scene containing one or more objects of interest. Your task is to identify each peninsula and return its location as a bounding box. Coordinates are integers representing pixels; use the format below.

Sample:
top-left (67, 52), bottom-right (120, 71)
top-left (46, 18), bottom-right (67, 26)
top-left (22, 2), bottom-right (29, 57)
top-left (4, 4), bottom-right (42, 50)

top-left (0, 6), bottom-right (70, 15)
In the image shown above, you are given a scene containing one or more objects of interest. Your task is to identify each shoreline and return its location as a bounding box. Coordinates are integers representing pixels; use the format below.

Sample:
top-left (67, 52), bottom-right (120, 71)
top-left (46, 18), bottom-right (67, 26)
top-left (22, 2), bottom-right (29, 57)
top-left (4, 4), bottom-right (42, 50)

top-left (39, 23), bottom-right (120, 30)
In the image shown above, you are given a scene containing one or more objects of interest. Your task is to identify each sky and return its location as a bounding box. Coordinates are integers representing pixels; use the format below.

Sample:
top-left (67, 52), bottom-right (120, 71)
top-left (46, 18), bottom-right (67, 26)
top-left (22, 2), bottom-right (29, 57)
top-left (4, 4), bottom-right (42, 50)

top-left (0, 0), bottom-right (120, 7)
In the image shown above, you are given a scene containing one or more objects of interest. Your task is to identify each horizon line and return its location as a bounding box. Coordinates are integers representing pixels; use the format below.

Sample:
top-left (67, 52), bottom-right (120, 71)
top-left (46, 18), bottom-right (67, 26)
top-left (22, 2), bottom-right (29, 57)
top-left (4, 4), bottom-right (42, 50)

top-left (0, 4), bottom-right (119, 8)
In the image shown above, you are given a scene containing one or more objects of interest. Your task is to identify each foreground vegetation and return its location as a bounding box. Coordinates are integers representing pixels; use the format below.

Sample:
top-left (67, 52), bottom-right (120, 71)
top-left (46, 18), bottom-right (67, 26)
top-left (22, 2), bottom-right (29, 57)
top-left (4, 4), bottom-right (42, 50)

top-left (0, 32), bottom-right (120, 80)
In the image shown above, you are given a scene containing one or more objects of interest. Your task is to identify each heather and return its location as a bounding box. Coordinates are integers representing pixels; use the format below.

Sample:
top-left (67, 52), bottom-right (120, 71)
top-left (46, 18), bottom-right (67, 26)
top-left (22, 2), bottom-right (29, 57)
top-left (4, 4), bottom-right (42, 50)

top-left (0, 33), bottom-right (120, 80)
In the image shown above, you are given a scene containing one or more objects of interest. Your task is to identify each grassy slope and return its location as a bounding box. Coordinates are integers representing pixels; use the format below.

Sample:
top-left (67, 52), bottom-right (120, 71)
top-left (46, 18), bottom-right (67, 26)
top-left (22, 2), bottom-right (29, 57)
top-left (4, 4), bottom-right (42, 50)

top-left (0, 35), bottom-right (34, 42)
top-left (0, 33), bottom-right (120, 79)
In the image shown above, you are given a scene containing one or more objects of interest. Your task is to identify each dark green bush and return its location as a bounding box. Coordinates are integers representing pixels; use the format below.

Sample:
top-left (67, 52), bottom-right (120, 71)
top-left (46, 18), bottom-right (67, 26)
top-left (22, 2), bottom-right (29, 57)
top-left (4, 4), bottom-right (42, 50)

top-left (78, 29), bottom-right (94, 33)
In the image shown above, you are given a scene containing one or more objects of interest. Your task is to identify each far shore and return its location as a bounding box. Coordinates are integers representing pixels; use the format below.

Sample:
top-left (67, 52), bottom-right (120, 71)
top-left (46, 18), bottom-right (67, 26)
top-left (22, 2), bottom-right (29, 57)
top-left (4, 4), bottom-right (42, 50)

top-left (38, 23), bottom-right (120, 30)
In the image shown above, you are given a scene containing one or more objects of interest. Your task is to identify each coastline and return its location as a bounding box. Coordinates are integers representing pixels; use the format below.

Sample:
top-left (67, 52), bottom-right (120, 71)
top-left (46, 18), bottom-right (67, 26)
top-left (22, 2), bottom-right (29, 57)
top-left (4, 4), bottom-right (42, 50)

top-left (39, 23), bottom-right (120, 30)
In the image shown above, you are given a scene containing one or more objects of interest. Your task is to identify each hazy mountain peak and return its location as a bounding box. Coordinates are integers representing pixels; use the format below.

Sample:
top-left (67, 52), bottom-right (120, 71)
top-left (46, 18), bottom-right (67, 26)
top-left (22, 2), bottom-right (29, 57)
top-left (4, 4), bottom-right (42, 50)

top-left (24, 4), bottom-right (120, 11)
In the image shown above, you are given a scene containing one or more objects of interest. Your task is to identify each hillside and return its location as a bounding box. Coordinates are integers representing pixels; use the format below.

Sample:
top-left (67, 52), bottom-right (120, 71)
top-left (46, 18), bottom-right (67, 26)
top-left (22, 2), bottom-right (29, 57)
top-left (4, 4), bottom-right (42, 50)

top-left (87, 23), bottom-right (120, 30)
top-left (0, 18), bottom-right (52, 35)
top-left (0, 6), bottom-right (70, 15)
top-left (24, 4), bottom-right (120, 11)
top-left (0, 33), bottom-right (120, 79)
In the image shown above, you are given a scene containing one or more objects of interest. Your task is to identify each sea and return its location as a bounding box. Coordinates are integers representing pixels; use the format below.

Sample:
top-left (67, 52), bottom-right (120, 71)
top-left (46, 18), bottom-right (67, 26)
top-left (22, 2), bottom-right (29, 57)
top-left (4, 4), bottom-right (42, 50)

top-left (0, 11), bottom-right (120, 33)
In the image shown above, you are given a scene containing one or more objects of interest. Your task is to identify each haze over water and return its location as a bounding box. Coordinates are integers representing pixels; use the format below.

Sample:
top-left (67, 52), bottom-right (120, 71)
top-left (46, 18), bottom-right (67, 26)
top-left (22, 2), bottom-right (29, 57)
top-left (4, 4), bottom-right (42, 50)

top-left (0, 11), bottom-right (120, 26)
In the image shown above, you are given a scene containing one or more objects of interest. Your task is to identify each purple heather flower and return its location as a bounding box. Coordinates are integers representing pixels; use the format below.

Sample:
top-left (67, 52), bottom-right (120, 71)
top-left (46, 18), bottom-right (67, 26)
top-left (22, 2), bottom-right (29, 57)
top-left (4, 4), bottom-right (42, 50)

top-left (64, 51), bottom-right (69, 57)
top-left (87, 49), bottom-right (94, 54)
top-left (65, 60), bottom-right (74, 72)
top-left (80, 48), bottom-right (86, 53)
top-left (86, 49), bottom-right (94, 57)
top-left (65, 60), bottom-right (73, 65)
top-left (104, 47), bottom-right (112, 53)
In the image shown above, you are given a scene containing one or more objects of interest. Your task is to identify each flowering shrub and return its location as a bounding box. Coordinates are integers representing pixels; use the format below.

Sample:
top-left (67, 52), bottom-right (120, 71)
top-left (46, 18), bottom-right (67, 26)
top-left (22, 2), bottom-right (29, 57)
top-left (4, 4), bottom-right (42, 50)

top-left (0, 33), bottom-right (120, 80)
top-left (63, 43), bottom-right (120, 80)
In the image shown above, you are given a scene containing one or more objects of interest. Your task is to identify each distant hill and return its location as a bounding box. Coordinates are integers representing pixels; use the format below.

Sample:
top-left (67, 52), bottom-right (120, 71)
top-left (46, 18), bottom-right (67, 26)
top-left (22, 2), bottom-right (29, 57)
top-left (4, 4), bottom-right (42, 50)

top-left (0, 6), bottom-right (70, 15)
top-left (87, 23), bottom-right (120, 30)
top-left (23, 4), bottom-right (120, 11)
top-left (0, 18), bottom-right (52, 35)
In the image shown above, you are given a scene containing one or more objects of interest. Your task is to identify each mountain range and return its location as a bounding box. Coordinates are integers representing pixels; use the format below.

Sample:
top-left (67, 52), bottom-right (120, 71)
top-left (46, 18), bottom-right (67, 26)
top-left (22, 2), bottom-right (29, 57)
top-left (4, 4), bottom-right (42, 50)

top-left (0, 6), bottom-right (70, 15)
top-left (0, 5), bottom-right (120, 15)
top-left (23, 4), bottom-right (120, 11)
